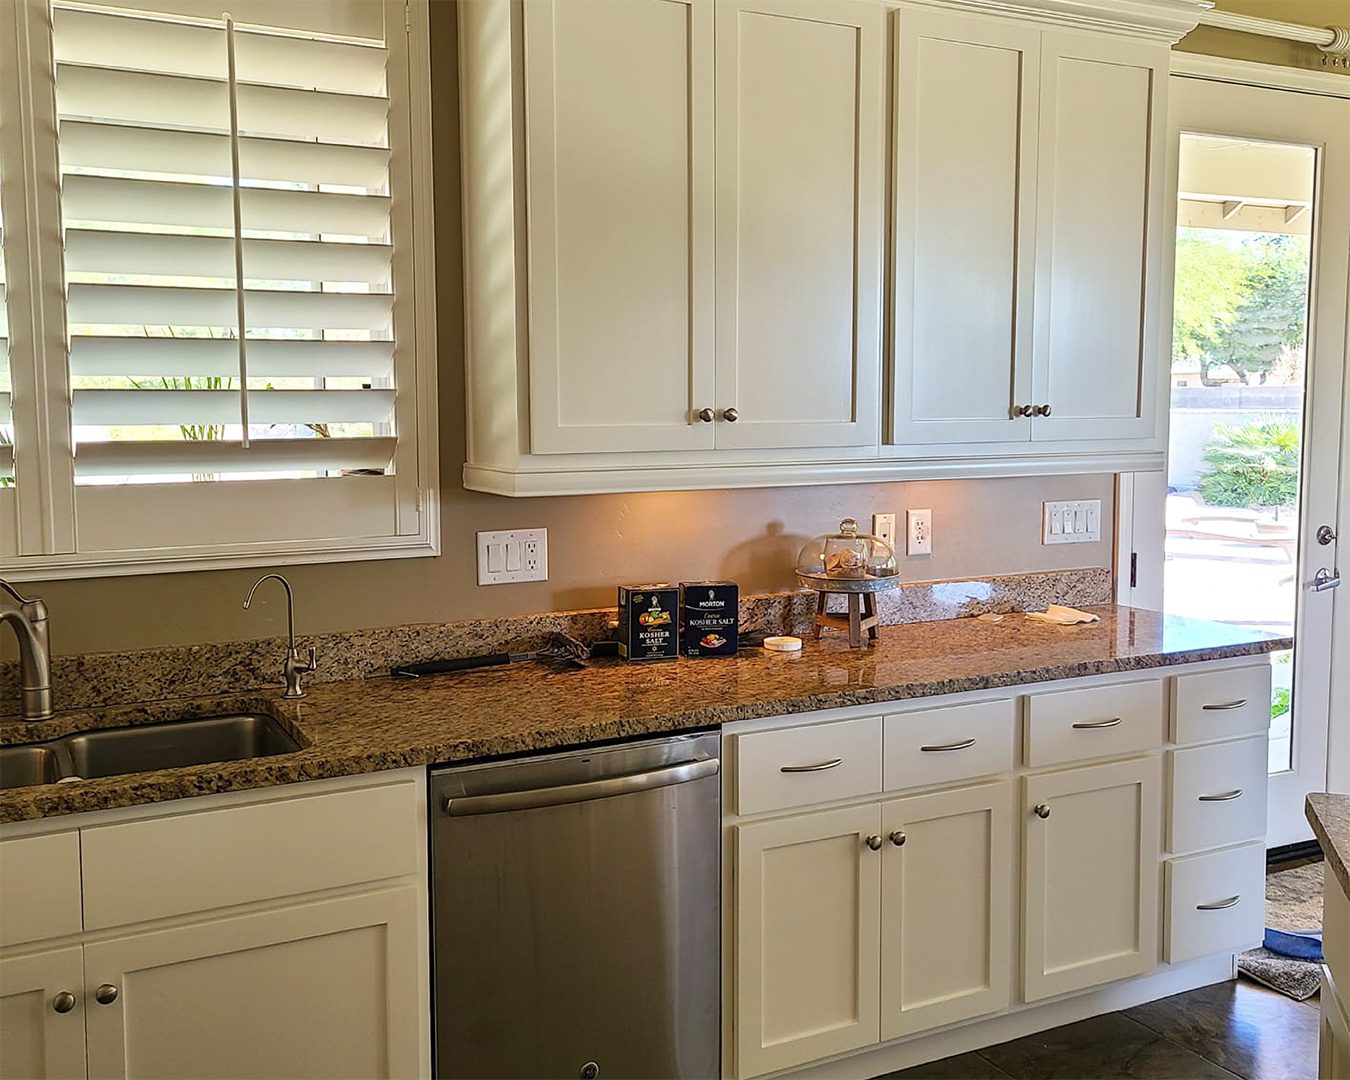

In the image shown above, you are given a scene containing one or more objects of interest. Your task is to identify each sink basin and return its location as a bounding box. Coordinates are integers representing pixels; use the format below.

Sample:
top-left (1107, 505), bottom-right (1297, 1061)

top-left (0, 745), bottom-right (63, 789)
top-left (0, 713), bottom-right (303, 790)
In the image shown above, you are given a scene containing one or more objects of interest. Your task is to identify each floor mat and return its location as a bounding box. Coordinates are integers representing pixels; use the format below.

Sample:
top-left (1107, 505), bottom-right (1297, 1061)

top-left (1237, 860), bottom-right (1323, 1001)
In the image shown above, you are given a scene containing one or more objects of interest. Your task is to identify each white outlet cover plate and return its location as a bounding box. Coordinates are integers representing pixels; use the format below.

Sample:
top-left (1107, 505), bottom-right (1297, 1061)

top-left (907, 509), bottom-right (933, 556)
top-left (872, 513), bottom-right (897, 551)
top-left (1042, 500), bottom-right (1102, 545)
top-left (477, 528), bottom-right (548, 584)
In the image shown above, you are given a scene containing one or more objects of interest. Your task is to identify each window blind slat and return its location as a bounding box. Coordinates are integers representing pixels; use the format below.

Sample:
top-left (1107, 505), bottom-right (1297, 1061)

top-left (53, 7), bottom-right (388, 95)
top-left (57, 65), bottom-right (389, 145)
top-left (73, 388), bottom-right (396, 426)
top-left (59, 122), bottom-right (390, 188)
top-left (66, 229), bottom-right (393, 284)
top-left (74, 436), bottom-right (396, 476)
top-left (62, 175), bottom-right (391, 237)
top-left (69, 338), bottom-right (394, 379)
top-left (68, 284), bottom-right (393, 332)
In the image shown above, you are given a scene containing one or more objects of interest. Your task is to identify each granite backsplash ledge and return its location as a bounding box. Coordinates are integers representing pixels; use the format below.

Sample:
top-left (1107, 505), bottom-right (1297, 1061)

top-left (2, 566), bottom-right (1112, 716)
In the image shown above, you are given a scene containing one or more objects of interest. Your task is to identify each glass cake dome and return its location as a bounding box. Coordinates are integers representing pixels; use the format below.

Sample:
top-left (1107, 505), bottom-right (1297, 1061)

top-left (795, 517), bottom-right (899, 593)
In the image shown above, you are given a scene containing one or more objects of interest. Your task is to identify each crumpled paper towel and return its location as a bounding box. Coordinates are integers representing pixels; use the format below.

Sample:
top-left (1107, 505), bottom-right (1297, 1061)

top-left (1025, 604), bottom-right (1101, 625)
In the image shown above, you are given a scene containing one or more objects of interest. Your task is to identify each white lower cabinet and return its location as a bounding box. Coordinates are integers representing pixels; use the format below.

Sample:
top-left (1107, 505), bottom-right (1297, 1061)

top-left (0, 945), bottom-right (87, 1080)
top-left (83, 887), bottom-right (421, 1080)
top-left (1022, 756), bottom-right (1161, 1001)
top-left (734, 803), bottom-right (881, 1078)
top-left (880, 782), bottom-right (1012, 1040)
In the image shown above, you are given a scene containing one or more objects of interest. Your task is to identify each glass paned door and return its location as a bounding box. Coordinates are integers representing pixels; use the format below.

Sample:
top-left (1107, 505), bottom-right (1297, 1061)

top-left (1133, 75), bottom-right (1350, 848)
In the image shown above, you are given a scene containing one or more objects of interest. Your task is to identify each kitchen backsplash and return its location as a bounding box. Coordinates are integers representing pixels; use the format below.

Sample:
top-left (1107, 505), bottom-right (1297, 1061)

top-left (0, 567), bottom-right (1111, 717)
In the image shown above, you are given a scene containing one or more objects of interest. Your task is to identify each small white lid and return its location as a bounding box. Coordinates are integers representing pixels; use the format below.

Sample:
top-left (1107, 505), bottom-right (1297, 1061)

top-left (762, 635), bottom-right (803, 653)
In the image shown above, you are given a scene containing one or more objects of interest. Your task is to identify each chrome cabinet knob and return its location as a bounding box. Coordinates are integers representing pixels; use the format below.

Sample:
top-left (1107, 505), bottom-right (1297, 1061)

top-left (1033, 404), bottom-right (1052, 417)
top-left (722, 408), bottom-right (739, 423)
top-left (1011, 404), bottom-right (1034, 418)
top-left (95, 984), bottom-right (119, 1006)
top-left (52, 991), bottom-right (76, 1014)
top-left (865, 834), bottom-right (883, 851)
top-left (695, 408), bottom-right (715, 423)
top-left (889, 830), bottom-right (907, 847)
top-left (1033, 803), bottom-right (1051, 819)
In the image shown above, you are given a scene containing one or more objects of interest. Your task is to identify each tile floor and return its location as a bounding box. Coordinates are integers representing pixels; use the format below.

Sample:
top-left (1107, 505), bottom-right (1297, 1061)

top-left (884, 980), bottom-right (1321, 1080)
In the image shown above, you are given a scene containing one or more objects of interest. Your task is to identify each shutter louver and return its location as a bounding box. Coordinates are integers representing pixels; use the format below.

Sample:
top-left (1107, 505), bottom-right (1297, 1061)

top-left (54, 1), bottom-right (396, 484)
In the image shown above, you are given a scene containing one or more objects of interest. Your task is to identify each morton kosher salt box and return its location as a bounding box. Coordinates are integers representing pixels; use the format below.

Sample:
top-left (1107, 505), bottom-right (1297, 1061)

top-left (680, 581), bottom-right (739, 657)
top-left (618, 584), bottom-right (681, 661)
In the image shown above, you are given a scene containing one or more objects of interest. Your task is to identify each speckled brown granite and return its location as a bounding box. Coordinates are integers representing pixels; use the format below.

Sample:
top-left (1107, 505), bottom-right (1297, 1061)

top-left (0, 568), bottom-right (1112, 717)
top-left (1306, 793), bottom-right (1350, 897)
top-left (0, 604), bottom-right (1285, 823)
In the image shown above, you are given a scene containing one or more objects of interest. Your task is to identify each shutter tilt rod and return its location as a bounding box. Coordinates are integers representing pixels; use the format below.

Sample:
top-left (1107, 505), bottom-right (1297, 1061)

top-left (223, 12), bottom-right (250, 448)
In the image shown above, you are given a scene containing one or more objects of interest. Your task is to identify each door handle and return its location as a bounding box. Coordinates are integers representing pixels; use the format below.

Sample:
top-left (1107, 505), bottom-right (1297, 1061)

top-left (1072, 716), bottom-right (1123, 730)
top-left (1198, 789), bottom-right (1243, 802)
top-left (1311, 567), bottom-right (1341, 592)
top-left (780, 758), bottom-right (843, 773)
top-left (919, 738), bottom-right (976, 752)
top-left (442, 757), bottom-right (719, 816)
top-left (1196, 895), bottom-right (1240, 911)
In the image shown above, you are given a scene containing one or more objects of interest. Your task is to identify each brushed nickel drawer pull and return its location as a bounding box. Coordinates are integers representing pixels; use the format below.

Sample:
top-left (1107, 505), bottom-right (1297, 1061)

top-left (1072, 716), bottom-right (1123, 730)
top-left (1197, 895), bottom-right (1240, 911)
top-left (920, 738), bottom-right (977, 753)
top-left (1201, 699), bottom-right (1248, 711)
top-left (780, 758), bottom-right (843, 774)
top-left (1198, 789), bottom-right (1244, 802)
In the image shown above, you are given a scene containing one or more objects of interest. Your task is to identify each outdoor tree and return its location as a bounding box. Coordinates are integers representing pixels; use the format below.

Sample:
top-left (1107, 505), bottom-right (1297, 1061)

top-left (1205, 235), bottom-right (1310, 385)
top-left (1196, 419), bottom-right (1300, 517)
top-left (1171, 230), bottom-right (1249, 368)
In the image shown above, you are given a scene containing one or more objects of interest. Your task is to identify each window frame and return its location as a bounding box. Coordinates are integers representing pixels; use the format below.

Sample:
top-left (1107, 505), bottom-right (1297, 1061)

top-left (0, 0), bottom-right (438, 581)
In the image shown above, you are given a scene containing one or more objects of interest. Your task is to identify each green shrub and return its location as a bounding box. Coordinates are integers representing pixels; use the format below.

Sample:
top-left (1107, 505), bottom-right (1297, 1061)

top-left (1196, 419), bottom-right (1300, 513)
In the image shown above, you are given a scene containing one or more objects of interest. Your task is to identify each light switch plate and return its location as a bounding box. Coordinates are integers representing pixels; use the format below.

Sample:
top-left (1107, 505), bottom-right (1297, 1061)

top-left (1042, 500), bottom-right (1102, 545)
top-left (477, 528), bottom-right (548, 584)
top-left (907, 509), bottom-right (933, 556)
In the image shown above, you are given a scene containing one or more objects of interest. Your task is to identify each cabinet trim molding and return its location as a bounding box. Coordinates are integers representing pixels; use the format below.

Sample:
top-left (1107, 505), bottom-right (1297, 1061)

top-left (903, 0), bottom-right (1208, 43)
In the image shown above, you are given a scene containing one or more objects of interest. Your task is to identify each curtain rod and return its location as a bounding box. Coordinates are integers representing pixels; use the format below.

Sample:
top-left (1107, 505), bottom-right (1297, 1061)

top-left (1197, 9), bottom-right (1350, 55)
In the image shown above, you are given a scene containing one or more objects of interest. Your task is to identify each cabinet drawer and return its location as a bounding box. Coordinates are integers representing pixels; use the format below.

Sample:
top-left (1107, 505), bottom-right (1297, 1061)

top-left (80, 779), bottom-right (419, 930)
top-left (1168, 736), bottom-right (1268, 854)
top-left (1165, 842), bottom-right (1265, 964)
top-left (883, 699), bottom-right (1015, 792)
top-left (736, 717), bottom-right (882, 816)
top-left (0, 832), bottom-right (82, 946)
top-left (1171, 665), bottom-right (1271, 744)
top-left (1025, 680), bottom-right (1163, 768)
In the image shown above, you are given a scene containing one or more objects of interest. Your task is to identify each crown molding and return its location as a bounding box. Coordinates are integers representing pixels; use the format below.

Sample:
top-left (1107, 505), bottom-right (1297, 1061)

top-left (1170, 51), bottom-right (1350, 97)
top-left (901, 0), bottom-right (1212, 43)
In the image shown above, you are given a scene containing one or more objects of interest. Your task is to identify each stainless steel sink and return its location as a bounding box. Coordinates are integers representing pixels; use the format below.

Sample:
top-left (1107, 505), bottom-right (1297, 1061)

top-left (0, 744), bottom-right (62, 789)
top-left (0, 713), bottom-right (303, 790)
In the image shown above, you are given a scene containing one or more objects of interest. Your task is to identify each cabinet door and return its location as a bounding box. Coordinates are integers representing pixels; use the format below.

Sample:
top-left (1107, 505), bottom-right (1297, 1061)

top-left (83, 887), bottom-right (422, 1080)
top-left (1030, 32), bottom-right (1166, 441)
top-left (890, 9), bottom-right (1038, 445)
top-left (735, 804), bottom-right (881, 1078)
top-left (880, 782), bottom-right (1012, 1041)
top-left (524, 0), bottom-right (715, 454)
top-left (0, 945), bottom-right (87, 1080)
top-left (714, 0), bottom-right (884, 451)
top-left (1023, 757), bottom-right (1161, 1002)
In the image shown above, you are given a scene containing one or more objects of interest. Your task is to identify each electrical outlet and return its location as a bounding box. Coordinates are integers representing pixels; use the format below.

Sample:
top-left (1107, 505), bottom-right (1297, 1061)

top-left (872, 512), bottom-right (897, 552)
top-left (477, 528), bottom-right (548, 584)
top-left (907, 509), bottom-right (933, 556)
top-left (1042, 500), bottom-right (1102, 545)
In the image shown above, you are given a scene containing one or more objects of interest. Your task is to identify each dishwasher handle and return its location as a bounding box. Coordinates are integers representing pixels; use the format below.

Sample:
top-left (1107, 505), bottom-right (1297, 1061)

top-left (442, 756), bottom-right (720, 817)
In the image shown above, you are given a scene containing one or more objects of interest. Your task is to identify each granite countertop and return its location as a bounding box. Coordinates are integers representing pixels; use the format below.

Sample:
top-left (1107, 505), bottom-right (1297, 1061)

top-left (0, 605), bottom-right (1288, 823)
top-left (1307, 793), bottom-right (1350, 897)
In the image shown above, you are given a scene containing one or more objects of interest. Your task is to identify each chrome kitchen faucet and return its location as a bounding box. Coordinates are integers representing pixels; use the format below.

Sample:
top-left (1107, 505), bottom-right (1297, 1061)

top-left (0, 579), bottom-right (53, 720)
top-left (243, 573), bottom-right (316, 699)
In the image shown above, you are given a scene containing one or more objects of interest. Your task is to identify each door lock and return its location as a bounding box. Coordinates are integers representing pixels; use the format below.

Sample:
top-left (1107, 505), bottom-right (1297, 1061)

top-left (1311, 567), bottom-right (1341, 592)
top-left (1317, 524), bottom-right (1337, 546)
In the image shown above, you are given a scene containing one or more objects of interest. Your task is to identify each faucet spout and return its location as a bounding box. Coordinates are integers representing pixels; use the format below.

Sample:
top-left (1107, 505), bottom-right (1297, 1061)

top-left (0, 580), bottom-right (53, 720)
top-left (244, 573), bottom-right (316, 699)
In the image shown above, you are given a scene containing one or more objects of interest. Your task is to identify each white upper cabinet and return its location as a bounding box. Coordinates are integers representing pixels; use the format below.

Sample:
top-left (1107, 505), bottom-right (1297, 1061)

top-left (891, 9), bottom-right (1039, 446)
top-left (1030, 33), bottom-right (1165, 442)
top-left (714, 0), bottom-right (883, 451)
top-left (523, 0), bottom-right (715, 454)
top-left (889, 8), bottom-right (1167, 451)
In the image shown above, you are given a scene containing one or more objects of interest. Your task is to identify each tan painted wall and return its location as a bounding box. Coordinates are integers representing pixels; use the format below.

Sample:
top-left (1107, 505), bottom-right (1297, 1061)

top-left (1175, 0), bottom-right (1350, 74)
top-left (18, 1), bottom-right (1126, 658)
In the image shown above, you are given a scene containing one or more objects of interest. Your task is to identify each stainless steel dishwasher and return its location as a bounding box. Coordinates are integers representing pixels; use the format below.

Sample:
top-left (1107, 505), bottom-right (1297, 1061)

top-left (430, 730), bottom-right (721, 1079)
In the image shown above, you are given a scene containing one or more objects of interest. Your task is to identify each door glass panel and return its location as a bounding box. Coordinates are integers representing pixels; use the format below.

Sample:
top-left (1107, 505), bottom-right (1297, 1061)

top-left (1166, 134), bottom-right (1315, 774)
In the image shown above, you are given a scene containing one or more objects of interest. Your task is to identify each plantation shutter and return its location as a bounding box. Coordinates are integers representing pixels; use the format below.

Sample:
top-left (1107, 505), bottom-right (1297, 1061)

top-left (0, 168), bottom-right (10, 483)
top-left (53, 0), bottom-right (398, 482)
